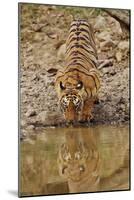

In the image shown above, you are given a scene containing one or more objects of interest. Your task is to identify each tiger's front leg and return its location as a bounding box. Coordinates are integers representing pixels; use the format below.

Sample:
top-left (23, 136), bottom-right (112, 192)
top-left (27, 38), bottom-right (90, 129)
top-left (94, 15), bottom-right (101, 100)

top-left (80, 99), bottom-right (94, 122)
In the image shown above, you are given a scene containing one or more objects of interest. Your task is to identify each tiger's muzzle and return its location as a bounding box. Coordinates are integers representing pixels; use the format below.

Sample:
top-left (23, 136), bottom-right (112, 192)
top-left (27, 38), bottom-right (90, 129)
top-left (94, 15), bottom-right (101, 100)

top-left (60, 94), bottom-right (83, 122)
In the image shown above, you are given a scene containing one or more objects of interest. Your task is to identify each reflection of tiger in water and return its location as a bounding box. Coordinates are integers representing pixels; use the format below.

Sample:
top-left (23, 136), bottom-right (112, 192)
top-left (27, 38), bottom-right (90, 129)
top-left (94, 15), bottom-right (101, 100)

top-left (55, 19), bottom-right (100, 122)
top-left (57, 129), bottom-right (100, 193)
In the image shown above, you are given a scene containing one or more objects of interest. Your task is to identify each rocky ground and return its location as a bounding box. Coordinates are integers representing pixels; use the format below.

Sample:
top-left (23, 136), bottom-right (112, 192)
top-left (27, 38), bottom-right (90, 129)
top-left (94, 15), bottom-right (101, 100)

top-left (19, 4), bottom-right (130, 137)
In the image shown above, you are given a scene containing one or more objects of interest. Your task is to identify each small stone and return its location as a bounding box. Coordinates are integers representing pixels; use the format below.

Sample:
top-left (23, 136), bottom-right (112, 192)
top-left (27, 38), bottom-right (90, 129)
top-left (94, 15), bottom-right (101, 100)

top-left (100, 39), bottom-right (116, 48)
top-left (47, 68), bottom-right (58, 77)
top-left (118, 97), bottom-right (125, 104)
top-left (37, 111), bottom-right (47, 123)
top-left (115, 51), bottom-right (122, 62)
top-left (97, 31), bottom-right (111, 42)
top-left (20, 130), bottom-right (27, 140)
top-left (57, 43), bottom-right (66, 58)
top-left (94, 16), bottom-right (107, 30)
top-left (109, 68), bottom-right (116, 76)
top-left (21, 120), bottom-right (27, 127)
top-left (120, 104), bottom-right (125, 111)
top-left (118, 41), bottom-right (129, 51)
top-left (27, 125), bottom-right (35, 130)
top-left (107, 96), bottom-right (112, 101)
top-left (102, 67), bottom-right (109, 75)
top-left (47, 32), bottom-right (58, 39)
top-left (26, 110), bottom-right (37, 117)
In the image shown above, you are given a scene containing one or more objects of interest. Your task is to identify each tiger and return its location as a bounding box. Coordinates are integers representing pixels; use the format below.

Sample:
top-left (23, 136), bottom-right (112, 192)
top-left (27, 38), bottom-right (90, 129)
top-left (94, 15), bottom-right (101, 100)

top-left (55, 19), bottom-right (100, 123)
top-left (57, 128), bottom-right (101, 193)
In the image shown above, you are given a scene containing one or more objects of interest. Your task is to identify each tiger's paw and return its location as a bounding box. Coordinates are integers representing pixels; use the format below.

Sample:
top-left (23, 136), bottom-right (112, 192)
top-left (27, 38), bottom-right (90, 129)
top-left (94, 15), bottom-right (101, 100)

top-left (79, 113), bottom-right (93, 123)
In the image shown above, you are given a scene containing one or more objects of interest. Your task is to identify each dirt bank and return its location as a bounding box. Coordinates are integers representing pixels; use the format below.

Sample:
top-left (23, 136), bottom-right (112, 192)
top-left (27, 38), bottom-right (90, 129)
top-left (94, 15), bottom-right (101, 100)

top-left (19, 4), bottom-right (130, 137)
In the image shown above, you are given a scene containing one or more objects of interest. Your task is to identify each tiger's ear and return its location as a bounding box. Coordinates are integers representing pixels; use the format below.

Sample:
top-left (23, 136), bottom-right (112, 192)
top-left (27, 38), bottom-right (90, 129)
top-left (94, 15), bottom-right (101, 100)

top-left (60, 81), bottom-right (66, 90)
top-left (76, 81), bottom-right (83, 89)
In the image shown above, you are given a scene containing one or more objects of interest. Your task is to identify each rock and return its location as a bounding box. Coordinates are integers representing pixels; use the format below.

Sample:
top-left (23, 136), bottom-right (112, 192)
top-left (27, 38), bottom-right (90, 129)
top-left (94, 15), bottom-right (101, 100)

top-left (31, 74), bottom-right (40, 81)
top-left (102, 68), bottom-right (109, 75)
top-left (109, 68), bottom-right (116, 76)
top-left (47, 68), bottom-right (58, 74)
top-left (37, 111), bottom-right (47, 124)
top-left (32, 24), bottom-right (45, 32)
top-left (20, 130), bottom-right (27, 140)
top-left (26, 110), bottom-right (37, 117)
top-left (36, 110), bottom-right (64, 126)
top-left (106, 96), bottom-right (112, 102)
top-left (94, 15), bottom-right (107, 30)
top-left (47, 32), bottom-right (58, 39)
top-left (57, 43), bottom-right (66, 58)
top-left (27, 125), bottom-right (35, 130)
top-left (100, 39), bottom-right (116, 48)
top-left (26, 45), bottom-right (33, 53)
top-left (102, 66), bottom-right (115, 75)
top-left (118, 41), bottom-right (129, 51)
top-left (97, 31), bottom-right (111, 42)
top-left (124, 115), bottom-right (129, 121)
top-left (21, 120), bottom-right (27, 128)
top-left (118, 97), bottom-right (126, 104)
top-left (47, 68), bottom-right (58, 76)
top-left (33, 33), bottom-right (44, 42)
top-left (115, 51), bottom-right (122, 62)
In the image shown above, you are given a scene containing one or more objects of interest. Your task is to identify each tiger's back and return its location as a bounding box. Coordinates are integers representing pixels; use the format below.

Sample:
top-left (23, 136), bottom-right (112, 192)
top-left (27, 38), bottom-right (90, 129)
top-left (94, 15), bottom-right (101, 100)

top-left (55, 19), bottom-right (100, 122)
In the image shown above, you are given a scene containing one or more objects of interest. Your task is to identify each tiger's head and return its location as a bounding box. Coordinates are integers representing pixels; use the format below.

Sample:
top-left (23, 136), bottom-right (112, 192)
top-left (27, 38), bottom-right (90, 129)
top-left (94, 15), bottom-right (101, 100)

top-left (56, 75), bottom-right (86, 122)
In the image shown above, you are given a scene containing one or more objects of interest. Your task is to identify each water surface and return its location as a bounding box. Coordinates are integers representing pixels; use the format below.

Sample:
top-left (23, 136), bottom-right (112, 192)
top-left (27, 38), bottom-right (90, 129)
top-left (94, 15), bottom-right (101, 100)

top-left (19, 125), bottom-right (130, 196)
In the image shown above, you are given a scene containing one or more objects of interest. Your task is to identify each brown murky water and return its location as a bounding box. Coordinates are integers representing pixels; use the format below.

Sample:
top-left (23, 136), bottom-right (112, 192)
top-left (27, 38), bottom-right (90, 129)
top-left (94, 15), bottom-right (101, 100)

top-left (19, 125), bottom-right (130, 196)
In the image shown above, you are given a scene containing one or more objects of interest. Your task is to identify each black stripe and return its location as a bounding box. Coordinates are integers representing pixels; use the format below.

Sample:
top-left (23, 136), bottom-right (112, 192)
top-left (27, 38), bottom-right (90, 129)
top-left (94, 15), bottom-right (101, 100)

top-left (67, 56), bottom-right (94, 69)
top-left (74, 47), bottom-right (96, 67)
top-left (64, 75), bottom-right (78, 82)
top-left (66, 50), bottom-right (89, 63)
top-left (66, 42), bottom-right (93, 53)
top-left (68, 32), bottom-right (89, 42)
top-left (68, 33), bottom-right (75, 41)
top-left (56, 74), bottom-right (65, 81)
top-left (78, 36), bottom-right (89, 43)
top-left (68, 36), bottom-right (77, 43)
top-left (66, 44), bottom-right (79, 52)
top-left (81, 42), bottom-right (96, 54)
top-left (67, 62), bottom-right (89, 71)
top-left (67, 56), bottom-right (88, 63)
top-left (79, 41), bottom-right (96, 54)
top-left (70, 23), bottom-right (77, 28)
top-left (75, 31), bottom-right (81, 36)
top-left (79, 28), bottom-right (89, 35)
top-left (89, 71), bottom-right (100, 89)
top-left (85, 88), bottom-right (89, 97)
top-left (79, 22), bottom-right (90, 29)
top-left (67, 33), bottom-right (84, 45)
top-left (75, 44), bottom-right (95, 55)
top-left (66, 68), bottom-right (98, 89)
top-left (69, 28), bottom-right (77, 34)
top-left (66, 50), bottom-right (96, 67)
top-left (69, 22), bottom-right (88, 28)
top-left (69, 28), bottom-right (90, 37)
top-left (82, 34), bottom-right (90, 41)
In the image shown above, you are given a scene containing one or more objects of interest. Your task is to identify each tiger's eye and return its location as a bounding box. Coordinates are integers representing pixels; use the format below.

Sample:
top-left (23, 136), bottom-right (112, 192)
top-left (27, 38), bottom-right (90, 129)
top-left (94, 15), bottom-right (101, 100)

top-left (76, 81), bottom-right (83, 89)
top-left (60, 81), bottom-right (66, 90)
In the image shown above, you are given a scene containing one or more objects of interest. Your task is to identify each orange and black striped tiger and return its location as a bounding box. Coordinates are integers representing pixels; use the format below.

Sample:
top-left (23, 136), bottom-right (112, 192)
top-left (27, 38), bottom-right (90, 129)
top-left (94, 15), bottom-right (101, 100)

top-left (55, 19), bottom-right (100, 123)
